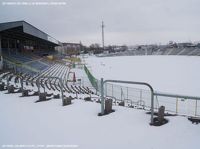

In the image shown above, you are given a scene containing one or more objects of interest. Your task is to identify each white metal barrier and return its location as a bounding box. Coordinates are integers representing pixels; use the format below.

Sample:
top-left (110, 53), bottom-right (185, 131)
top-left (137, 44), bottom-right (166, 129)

top-left (103, 82), bottom-right (200, 117)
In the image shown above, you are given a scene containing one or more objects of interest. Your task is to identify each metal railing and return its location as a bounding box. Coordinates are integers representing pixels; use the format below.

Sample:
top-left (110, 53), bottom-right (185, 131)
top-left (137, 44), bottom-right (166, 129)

top-left (36, 76), bottom-right (65, 105)
top-left (100, 78), bottom-right (155, 124)
top-left (154, 92), bottom-right (200, 117)
top-left (104, 82), bottom-right (200, 117)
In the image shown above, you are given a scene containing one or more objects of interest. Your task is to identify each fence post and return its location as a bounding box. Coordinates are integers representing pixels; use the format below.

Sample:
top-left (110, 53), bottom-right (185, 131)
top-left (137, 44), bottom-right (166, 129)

top-left (6, 75), bottom-right (9, 88)
top-left (176, 98), bottom-right (178, 114)
top-left (155, 95), bottom-right (158, 109)
top-left (195, 99), bottom-right (197, 116)
top-left (37, 77), bottom-right (41, 99)
top-left (58, 79), bottom-right (64, 106)
top-left (140, 90), bottom-right (142, 101)
top-left (101, 78), bottom-right (105, 115)
top-left (127, 87), bottom-right (128, 99)
top-left (20, 76), bottom-right (23, 91)
top-left (112, 84), bottom-right (113, 97)
top-left (150, 88), bottom-right (154, 125)
top-left (121, 87), bottom-right (123, 101)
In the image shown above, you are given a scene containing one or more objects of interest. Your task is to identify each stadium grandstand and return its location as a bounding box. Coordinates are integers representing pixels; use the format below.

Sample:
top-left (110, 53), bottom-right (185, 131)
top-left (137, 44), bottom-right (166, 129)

top-left (0, 20), bottom-right (60, 74)
top-left (0, 20), bottom-right (96, 103)
top-left (96, 42), bottom-right (200, 57)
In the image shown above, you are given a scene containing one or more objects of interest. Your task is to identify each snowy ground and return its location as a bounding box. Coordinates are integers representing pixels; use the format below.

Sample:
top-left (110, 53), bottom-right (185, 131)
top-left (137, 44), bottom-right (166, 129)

top-left (0, 91), bottom-right (200, 149)
top-left (1, 55), bottom-right (200, 149)
top-left (70, 67), bottom-right (93, 88)
top-left (85, 55), bottom-right (200, 97)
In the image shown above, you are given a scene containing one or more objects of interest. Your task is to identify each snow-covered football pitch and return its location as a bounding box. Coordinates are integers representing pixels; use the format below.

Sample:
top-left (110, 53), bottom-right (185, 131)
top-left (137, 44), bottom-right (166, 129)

top-left (85, 55), bottom-right (200, 116)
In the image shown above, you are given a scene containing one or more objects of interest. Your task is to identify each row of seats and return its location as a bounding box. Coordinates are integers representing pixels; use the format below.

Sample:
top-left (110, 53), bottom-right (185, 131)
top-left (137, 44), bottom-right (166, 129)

top-left (0, 69), bottom-right (95, 96)
top-left (3, 52), bottom-right (51, 74)
top-left (0, 70), bottom-right (145, 110)
top-left (7, 53), bottom-right (32, 63)
top-left (153, 47), bottom-right (200, 56)
top-left (28, 61), bottom-right (49, 71)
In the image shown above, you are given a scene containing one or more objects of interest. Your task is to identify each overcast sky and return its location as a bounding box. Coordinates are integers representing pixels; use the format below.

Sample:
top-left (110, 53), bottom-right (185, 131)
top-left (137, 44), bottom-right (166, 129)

top-left (0, 0), bottom-right (200, 46)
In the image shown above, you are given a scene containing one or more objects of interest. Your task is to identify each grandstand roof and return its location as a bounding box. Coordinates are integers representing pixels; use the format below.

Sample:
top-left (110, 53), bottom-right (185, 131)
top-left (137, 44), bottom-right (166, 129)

top-left (0, 20), bottom-right (60, 46)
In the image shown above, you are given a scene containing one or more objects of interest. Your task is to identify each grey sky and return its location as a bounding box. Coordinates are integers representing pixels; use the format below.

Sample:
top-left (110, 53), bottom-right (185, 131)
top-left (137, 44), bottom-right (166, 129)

top-left (0, 0), bottom-right (200, 46)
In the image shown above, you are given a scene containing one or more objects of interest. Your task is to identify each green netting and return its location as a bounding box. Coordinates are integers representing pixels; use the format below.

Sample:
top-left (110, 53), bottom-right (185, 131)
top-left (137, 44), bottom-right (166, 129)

top-left (84, 65), bottom-right (99, 91)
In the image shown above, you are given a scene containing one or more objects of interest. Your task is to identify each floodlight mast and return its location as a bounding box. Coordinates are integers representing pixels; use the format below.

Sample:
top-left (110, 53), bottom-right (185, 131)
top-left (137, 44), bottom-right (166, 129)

top-left (101, 21), bottom-right (105, 50)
